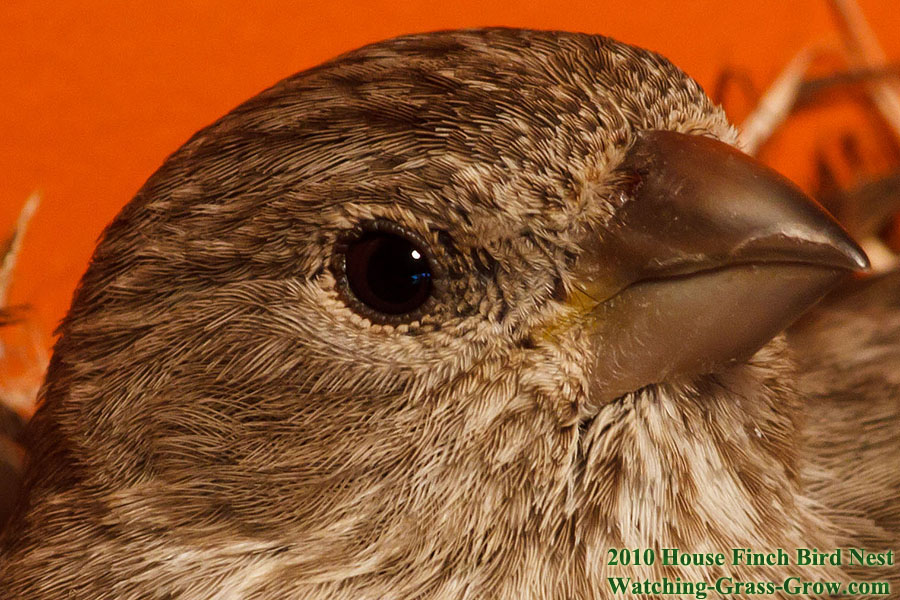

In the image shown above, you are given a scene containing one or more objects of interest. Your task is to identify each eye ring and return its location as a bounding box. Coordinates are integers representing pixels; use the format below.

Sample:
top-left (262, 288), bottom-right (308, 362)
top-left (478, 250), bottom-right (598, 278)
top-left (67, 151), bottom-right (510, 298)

top-left (332, 220), bottom-right (443, 325)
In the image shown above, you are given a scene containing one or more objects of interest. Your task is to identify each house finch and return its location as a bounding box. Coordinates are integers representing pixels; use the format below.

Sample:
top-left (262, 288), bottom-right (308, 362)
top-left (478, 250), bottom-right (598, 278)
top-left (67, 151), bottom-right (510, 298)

top-left (1, 28), bottom-right (894, 599)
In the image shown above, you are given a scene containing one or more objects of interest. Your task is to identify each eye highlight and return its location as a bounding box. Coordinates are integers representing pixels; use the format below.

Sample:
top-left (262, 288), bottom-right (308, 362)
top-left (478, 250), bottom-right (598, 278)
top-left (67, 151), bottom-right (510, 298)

top-left (334, 221), bottom-right (437, 323)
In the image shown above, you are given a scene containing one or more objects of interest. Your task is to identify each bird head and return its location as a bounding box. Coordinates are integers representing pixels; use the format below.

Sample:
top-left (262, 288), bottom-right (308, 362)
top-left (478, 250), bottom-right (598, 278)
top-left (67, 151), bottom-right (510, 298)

top-left (10, 28), bottom-right (867, 598)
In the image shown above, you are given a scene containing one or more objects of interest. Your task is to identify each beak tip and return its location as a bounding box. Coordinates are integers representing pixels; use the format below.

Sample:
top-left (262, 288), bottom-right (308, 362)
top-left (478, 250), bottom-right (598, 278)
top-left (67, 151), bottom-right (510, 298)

top-left (851, 248), bottom-right (871, 271)
top-left (829, 227), bottom-right (870, 272)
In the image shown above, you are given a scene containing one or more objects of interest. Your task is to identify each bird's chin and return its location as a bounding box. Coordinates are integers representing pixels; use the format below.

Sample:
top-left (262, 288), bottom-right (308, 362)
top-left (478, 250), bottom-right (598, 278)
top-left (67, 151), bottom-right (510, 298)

top-left (585, 262), bottom-right (846, 405)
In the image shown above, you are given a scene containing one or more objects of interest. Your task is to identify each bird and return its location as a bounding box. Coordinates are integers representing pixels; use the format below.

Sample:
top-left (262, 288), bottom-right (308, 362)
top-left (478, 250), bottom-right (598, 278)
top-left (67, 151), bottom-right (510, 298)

top-left (1, 27), bottom-right (896, 599)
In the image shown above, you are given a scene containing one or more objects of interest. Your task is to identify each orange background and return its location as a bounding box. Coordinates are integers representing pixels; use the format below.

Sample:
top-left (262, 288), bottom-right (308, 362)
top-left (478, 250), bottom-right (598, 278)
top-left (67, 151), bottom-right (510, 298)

top-left (2, 0), bottom-right (900, 361)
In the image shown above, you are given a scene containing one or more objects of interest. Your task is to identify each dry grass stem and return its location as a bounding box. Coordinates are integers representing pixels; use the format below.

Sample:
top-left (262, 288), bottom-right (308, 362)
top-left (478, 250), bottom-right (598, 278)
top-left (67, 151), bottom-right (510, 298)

top-left (829, 0), bottom-right (900, 144)
top-left (739, 47), bottom-right (817, 155)
top-left (0, 192), bottom-right (41, 308)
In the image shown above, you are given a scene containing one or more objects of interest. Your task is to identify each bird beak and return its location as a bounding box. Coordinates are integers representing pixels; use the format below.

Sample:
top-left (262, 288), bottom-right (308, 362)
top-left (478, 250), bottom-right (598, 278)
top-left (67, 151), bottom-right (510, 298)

top-left (563, 130), bottom-right (870, 404)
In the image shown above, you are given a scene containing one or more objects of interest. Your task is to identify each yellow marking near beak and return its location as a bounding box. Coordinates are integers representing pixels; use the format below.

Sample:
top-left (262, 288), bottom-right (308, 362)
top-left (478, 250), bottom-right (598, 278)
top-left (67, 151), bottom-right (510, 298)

top-left (539, 284), bottom-right (605, 342)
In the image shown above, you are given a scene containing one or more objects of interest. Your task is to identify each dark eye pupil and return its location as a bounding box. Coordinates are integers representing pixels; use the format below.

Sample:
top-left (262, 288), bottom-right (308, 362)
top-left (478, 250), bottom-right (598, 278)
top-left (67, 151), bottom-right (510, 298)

top-left (345, 232), bottom-right (433, 315)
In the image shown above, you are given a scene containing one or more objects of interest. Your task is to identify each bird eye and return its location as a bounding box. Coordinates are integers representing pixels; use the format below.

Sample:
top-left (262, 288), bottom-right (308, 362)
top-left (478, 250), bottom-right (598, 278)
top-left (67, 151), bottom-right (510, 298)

top-left (335, 222), bottom-right (435, 321)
